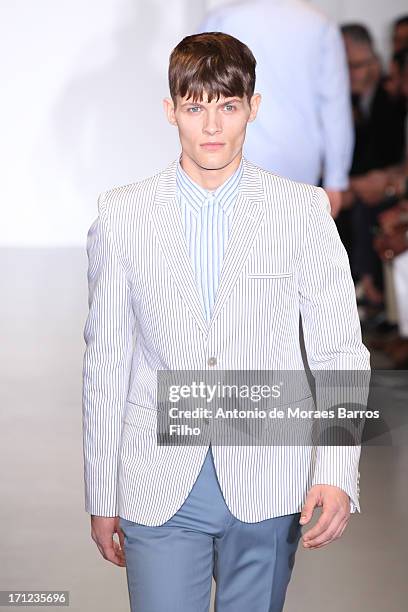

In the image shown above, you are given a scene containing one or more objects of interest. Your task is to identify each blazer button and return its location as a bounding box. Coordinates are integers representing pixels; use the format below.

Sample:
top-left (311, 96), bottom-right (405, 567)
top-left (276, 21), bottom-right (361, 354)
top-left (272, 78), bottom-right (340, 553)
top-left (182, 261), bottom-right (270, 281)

top-left (207, 356), bottom-right (217, 366)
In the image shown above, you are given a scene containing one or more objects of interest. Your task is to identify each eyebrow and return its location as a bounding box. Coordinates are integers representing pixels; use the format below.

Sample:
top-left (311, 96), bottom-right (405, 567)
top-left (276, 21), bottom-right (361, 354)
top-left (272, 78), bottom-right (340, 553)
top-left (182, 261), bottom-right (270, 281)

top-left (181, 98), bottom-right (243, 108)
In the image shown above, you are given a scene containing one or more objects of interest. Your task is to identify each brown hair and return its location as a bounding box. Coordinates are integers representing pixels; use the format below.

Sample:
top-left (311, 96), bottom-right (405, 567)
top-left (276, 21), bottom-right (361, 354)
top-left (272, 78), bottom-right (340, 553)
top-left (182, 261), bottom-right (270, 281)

top-left (168, 32), bottom-right (256, 107)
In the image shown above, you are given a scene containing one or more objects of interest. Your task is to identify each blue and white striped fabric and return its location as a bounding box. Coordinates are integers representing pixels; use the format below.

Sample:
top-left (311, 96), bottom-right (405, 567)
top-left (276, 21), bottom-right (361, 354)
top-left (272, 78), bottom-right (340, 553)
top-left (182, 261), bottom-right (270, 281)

top-left (176, 157), bottom-right (243, 320)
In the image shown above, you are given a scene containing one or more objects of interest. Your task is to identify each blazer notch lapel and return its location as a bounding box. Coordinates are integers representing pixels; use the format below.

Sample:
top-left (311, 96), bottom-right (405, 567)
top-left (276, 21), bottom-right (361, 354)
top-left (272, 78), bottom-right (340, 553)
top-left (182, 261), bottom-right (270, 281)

top-left (151, 168), bottom-right (209, 335)
top-left (209, 193), bottom-right (265, 326)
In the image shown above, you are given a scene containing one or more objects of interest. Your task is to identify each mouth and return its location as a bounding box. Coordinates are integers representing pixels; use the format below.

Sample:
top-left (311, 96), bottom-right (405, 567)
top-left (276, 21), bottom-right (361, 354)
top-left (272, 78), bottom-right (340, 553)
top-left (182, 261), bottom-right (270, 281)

top-left (200, 143), bottom-right (225, 151)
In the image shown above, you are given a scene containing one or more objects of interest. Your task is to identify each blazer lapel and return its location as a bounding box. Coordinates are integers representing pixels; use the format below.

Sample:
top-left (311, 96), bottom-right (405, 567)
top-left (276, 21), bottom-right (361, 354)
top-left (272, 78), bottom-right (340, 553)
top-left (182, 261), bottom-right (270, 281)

top-left (209, 158), bottom-right (265, 326)
top-left (151, 160), bottom-right (209, 335)
top-left (150, 156), bottom-right (265, 336)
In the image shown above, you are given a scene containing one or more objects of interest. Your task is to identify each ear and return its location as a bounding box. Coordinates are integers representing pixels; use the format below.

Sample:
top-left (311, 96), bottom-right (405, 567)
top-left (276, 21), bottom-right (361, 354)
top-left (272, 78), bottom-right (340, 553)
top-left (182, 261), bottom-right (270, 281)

top-left (248, 93), bottom-right (262, 123)
top-left (163, 97), bottom-right (177, 126)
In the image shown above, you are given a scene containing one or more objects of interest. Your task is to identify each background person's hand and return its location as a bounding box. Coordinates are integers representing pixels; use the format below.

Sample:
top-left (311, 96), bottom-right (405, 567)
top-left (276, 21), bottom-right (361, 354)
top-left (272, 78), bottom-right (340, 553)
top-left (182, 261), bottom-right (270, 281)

top-left (340, 188), bottom-right (356, 210)
top-left (299, 484), bottom-right (351, 550)
top-left (90, 515), bottom-right (126, 566)
top-left (324, 189), bottom-right (343, 218)
top-left (351, 171), bottom-right (389, 205)
top-left (378, 202), bottom-right (408, 235)
top-left (374, 225), bottom-right (408, 260)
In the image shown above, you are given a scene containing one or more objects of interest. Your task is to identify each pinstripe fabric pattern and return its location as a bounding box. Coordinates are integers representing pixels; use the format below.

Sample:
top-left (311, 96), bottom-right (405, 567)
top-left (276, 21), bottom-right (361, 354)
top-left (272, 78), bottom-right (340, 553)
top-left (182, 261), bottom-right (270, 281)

top-left (176, 157), bottom-right (243, 320)
top-left (82, 156), bottom-right (371, 525)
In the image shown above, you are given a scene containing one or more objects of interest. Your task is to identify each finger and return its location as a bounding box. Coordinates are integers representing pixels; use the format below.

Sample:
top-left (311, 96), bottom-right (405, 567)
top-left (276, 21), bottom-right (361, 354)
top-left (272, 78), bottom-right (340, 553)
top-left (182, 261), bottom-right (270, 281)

top-left (304, 515), bottom-right (348, 549)
top-left (299, 494), bottom-right (319, 526)
top-left (112, 540), bottom-right (126, 566)
top-left (95, 538), bottom-right (123, 566)
top-left (334, 519), bottom-right (348, 540)
top-left (117, 529), bottom-right (127, 562)
top-left (302, 507), bottom-right (336, 542)
top-left (307, 517), bottom-right (349, 550)
top-left (320, 517), bottom-right (348, 546)
top-left (102, 542), bottom-right (123, 566)
top-left (112, 536), bottom-right (126, 562)
top-left (303, 514), bottom-right (344, 548)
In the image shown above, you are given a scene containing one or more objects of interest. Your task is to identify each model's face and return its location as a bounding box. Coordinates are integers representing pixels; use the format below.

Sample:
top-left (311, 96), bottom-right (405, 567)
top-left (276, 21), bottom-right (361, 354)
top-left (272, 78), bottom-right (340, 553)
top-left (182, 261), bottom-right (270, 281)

top-left (163, 91), bottom-right (261, 171)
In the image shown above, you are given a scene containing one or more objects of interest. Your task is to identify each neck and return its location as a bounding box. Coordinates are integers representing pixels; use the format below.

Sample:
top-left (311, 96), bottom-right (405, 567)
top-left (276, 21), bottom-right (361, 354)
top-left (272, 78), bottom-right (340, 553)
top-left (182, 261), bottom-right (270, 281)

top-left (180, 151), bottom-right (242, 190)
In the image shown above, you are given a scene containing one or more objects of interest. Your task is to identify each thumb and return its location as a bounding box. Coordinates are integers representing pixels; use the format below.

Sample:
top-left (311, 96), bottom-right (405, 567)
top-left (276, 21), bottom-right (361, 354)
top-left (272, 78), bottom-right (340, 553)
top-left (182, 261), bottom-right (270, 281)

top-left (299, 493), bottom-right (318, 525)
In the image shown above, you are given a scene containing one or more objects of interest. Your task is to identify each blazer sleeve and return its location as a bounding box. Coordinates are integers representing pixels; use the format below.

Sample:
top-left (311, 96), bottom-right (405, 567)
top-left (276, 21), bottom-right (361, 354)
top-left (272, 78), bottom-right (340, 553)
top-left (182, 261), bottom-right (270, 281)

top-left (82, 192), bottom-right (135, 517)
top-left (298, 187), bottom-right (371, 513)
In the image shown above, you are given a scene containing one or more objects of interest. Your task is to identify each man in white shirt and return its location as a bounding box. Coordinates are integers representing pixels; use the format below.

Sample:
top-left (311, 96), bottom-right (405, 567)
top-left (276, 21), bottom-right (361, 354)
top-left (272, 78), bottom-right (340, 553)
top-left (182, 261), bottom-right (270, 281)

top-left (196, 0), bottom-right (354, 217)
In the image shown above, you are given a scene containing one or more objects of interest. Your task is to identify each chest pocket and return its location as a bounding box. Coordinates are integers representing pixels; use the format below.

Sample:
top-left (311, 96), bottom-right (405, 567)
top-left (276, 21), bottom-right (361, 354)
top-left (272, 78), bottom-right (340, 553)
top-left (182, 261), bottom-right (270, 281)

top-left (246, 272), bottom-right (293, 279)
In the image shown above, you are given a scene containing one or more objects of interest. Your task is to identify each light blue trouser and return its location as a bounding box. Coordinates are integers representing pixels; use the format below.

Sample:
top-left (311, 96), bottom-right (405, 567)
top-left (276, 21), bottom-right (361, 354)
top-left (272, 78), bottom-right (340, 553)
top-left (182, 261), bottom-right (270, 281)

top-left (119, 446), bottom-right (302, 612)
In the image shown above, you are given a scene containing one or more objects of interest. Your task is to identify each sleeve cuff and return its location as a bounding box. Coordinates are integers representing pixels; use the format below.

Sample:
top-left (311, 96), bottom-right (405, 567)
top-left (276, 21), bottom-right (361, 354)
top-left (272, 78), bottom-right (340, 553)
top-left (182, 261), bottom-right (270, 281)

top-left (322, 177), bottom-right (350, 191)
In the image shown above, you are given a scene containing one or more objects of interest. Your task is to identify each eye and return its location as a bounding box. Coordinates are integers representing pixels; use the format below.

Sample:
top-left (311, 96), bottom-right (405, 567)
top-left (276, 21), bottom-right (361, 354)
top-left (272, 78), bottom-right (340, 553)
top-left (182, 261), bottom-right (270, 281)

top-left (224, 104), bottom-right (236, 111)
top-left (188, 106), bottom-right (201, 113)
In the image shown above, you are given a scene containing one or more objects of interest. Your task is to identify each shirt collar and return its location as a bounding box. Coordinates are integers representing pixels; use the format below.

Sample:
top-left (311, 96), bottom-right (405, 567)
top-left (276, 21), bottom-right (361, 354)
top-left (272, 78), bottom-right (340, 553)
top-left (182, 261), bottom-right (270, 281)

top-left (176, 154), bottom-right (244, 216)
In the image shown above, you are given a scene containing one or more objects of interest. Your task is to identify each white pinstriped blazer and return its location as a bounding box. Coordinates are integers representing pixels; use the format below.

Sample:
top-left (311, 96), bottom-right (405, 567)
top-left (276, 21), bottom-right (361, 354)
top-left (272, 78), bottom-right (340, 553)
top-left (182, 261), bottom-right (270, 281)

top-left (82, 156), bottom-right (371, 525)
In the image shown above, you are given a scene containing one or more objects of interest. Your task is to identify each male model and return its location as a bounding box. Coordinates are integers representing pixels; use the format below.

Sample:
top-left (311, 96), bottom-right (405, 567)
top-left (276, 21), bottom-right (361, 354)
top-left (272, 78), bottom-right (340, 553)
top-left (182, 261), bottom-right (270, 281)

top-left (82, 32), bottom-right (370, 612)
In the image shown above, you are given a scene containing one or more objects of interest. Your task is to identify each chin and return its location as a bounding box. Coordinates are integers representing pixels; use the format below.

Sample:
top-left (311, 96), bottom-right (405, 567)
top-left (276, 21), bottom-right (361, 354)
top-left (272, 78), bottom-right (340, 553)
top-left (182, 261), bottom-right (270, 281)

top-left (195, 151), bottom-right (234, 170)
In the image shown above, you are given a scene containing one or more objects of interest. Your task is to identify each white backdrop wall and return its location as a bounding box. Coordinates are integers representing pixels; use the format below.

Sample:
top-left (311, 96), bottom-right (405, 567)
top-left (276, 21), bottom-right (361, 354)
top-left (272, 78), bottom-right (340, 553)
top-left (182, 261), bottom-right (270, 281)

top-left (2, 0), bottom-right (407, 246)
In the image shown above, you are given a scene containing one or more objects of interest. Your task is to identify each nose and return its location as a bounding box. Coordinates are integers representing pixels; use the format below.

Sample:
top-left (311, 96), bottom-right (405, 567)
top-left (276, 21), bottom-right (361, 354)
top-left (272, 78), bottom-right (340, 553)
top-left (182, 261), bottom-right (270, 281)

top-left (202, 110), bottom-right (222, 136)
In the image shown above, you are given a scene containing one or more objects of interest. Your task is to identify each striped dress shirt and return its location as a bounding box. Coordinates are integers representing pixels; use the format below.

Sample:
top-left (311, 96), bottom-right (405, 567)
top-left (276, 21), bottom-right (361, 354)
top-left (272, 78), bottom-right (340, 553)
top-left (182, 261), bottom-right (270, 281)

top-left (176, 156), bottom-right (244, 320)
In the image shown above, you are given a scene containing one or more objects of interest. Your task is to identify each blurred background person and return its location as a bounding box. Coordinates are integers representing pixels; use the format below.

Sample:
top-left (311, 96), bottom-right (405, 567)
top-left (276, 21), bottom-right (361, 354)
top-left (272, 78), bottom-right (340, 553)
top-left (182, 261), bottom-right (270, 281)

top-left (338, 23), bottom-right (406, 313)
top-left (393, 14), bottom-right (408, 53)
top-left (195, 0), bottom-right (354, 218)
top-left (383, 15), bottom-right (408, 97)
top-left (372, 45), bottom-right (408, 367)
top-left (394, 45), bottom-right (408, 138)
top-left (373, 199), bottom-right (408, 367)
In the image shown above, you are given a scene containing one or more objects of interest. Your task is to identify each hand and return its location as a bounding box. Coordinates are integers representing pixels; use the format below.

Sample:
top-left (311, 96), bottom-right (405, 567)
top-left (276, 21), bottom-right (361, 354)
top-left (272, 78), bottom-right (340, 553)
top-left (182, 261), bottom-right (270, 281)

top-left (351, 171), bottom-right (389, 205)
top-left (374, 226), bottom-right (408, 260)
top-left (378, 202), bottom-right (408, 235)
top-left (340, 189), bottom-right (356, 210)
top-left (361, 274), bottom-right (383, 304)
top-left (378, 205), bottom-right (405, 235)
top-left (324, 190), bottom-right (342, 218)
top-left (90, 515), bottom-right (126, 566)
top-left (299, 484), bottom-right (351, 550)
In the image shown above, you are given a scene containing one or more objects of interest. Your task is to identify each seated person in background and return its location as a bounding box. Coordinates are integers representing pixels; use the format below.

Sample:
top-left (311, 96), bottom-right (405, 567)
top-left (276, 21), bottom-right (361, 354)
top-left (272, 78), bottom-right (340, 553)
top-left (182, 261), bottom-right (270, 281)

top-left (373, 201), bottom-right (408, 366)
top-left (337, 24), bottom-right (406, 308)
top-left (373, 46), bottom-right (408, 367)
top-left (361, 47), bottom-right (408, 204)
top-left (357, 47), bottom-right (408, 243)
